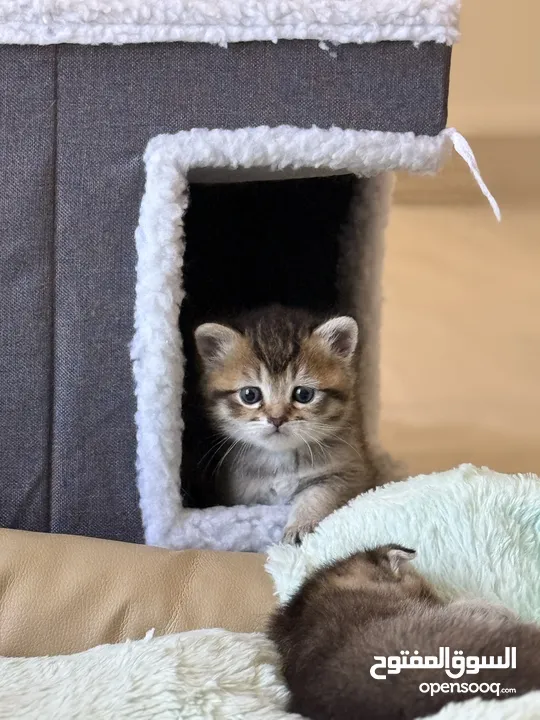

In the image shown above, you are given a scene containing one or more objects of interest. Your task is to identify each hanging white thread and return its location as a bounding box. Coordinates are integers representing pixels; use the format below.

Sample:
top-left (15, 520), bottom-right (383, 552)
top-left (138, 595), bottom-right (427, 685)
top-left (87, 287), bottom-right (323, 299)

top-left (444, 128), bottom-right (501, 221)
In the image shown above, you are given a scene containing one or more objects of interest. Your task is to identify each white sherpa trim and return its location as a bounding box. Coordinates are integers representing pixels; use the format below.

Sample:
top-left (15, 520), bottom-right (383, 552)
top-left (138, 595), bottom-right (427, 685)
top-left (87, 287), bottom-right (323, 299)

top-left (0, 0), bottom-right (460, 46)
top-left (132, 125), bottom-right (452, 552)
top-left (3, 627), bottom-right (536, 719)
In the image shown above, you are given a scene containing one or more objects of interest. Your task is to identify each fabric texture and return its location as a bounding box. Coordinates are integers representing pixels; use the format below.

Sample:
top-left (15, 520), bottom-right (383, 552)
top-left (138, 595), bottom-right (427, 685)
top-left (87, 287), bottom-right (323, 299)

top-left (0, 39), bottom-right (450, 542)
top-left (0, 47), bottom-right (55, 532)
top-left (0, 529), bottom-right (274, 658)
top-left (0, 0), bottom-right (460, 46)
top-left (1, 468), bottom-right (539, 719)
top-left (51, 42), bottom-right (452, 136)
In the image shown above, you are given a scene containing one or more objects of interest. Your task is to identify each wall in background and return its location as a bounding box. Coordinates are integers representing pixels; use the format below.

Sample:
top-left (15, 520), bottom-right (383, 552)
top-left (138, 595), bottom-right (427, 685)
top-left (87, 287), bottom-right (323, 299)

top-left (381, 2), bottom-right (540, 476)
top-left (448, 0), bottom-right (540, 135)
top-left (396, 0), bottom-right (539, 206)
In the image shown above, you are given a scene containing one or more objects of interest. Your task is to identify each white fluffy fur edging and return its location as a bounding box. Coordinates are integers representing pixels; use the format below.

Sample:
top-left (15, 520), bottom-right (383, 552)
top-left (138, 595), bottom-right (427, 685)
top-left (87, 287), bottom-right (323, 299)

top-left (0, 0), bottom-right (460, 46)
top-left (145, 127), bottom-right (451, 180)
top-left (131, 126), bottom-right (451, 551)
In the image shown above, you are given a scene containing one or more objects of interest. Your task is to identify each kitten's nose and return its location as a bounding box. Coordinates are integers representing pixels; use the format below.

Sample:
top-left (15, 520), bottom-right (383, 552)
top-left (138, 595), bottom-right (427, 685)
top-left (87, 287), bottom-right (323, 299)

top-left (267, 416), bottom-right (286, 429)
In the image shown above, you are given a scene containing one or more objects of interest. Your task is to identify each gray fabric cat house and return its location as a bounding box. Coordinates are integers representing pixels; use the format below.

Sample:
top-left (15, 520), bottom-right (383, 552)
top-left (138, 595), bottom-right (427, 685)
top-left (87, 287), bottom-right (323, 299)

top-left (1, 1), bottom-right (493, 551)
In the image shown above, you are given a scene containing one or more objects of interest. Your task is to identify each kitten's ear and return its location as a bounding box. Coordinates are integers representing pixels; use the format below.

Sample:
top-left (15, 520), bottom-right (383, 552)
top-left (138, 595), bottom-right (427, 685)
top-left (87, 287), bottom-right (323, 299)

top-left (386, 545), bottom-right (417, 575)
top-left (313, 316), bottom-right (358, 359)
top-left (195, 323), bottom-right (240, 368)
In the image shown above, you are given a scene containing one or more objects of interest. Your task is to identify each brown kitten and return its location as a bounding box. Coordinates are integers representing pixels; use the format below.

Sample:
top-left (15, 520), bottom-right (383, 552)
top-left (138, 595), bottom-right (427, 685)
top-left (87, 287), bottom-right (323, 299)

top-left (269, 546), bottom-right (540, 719)
top-left (194, 304), bottom-right (378, 543)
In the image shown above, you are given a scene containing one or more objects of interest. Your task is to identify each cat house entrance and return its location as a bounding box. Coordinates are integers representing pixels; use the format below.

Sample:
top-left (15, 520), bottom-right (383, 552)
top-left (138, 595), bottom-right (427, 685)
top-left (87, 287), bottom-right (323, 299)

top-left (179, 174), bottom-right (362, 508)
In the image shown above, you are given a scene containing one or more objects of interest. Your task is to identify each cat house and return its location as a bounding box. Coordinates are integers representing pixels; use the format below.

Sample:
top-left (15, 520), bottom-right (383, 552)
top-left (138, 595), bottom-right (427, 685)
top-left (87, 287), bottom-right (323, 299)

top-left (0, 1), bottom-right (495, 551)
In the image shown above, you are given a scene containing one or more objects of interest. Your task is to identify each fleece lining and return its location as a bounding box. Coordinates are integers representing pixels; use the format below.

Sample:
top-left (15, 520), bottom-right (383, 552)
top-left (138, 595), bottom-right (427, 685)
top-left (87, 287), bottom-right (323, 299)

top-left (0, 0), bottom-right (460, 46)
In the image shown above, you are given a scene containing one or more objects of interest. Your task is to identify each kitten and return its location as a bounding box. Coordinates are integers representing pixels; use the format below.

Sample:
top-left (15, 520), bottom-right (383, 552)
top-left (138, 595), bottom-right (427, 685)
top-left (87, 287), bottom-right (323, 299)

top-left (269, 545), bottom-right (540, 720)
top-left (194, 304), bottom-right (379, 543)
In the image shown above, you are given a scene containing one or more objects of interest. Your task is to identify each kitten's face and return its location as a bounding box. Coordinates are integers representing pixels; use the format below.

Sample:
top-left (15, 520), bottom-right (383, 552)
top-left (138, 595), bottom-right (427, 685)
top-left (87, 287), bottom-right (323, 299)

top-left (195, 309), bottom-right (358, 452)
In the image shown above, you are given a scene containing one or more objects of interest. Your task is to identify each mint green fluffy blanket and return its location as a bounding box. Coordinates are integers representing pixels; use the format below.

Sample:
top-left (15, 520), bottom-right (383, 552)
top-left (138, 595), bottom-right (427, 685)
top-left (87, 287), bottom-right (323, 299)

top-left (267, 464), bottom-right (540, 718)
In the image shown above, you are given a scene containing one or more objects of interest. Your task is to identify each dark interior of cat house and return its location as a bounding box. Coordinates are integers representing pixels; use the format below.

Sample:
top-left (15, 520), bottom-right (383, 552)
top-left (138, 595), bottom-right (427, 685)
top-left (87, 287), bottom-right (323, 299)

top-left (179, 174), bottom-right (364, 507)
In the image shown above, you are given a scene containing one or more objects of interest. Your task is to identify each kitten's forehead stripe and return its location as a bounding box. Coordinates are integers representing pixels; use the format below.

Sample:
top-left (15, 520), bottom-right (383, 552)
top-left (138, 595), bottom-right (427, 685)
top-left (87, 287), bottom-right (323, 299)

top-left (233, 306), bottom-right (317, 377)
top-left (250, 325), bottom-right (303, 376)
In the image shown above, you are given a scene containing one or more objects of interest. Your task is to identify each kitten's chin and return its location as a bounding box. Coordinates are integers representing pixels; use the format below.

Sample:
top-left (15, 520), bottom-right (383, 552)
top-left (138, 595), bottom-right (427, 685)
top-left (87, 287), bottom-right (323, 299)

top-left (260, 433), bottom-right (303, 452)
top-left (238, 429), bottom-right (302, 452)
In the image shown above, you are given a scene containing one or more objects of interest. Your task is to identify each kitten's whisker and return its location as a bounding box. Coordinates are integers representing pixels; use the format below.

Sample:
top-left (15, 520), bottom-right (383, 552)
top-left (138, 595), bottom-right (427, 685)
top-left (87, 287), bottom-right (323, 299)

top-left (198, 437), bottom-right (231, 469)
top-left (202, 438), bottom-right (238, 476)
top-left (214, 438), bottom-right (245, 477)
top-left (301, 432), bottom-right (315, 468)
top-left (313, 439), bottom-right (332, 465)
top-left (297, 429), bottom-right (331, 466)
top-left (238, 441), bottom-right (251, 467)
top-left (198, 437), bottom-right (228, 463)
top-left (294, 428), bottom-right (315, 468)
top-left (309, 422), bottom-right (356, 442)
top-left (308, 422), bottom-right (351, 432)
top-left (199, 447), bottom-right (230, 476)
top-left (323, 433), bottom-right (365, 462)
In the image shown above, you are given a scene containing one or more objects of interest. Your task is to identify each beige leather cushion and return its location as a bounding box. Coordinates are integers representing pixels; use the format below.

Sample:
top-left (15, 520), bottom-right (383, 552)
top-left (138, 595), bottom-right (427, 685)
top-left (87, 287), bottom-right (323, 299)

top-left (0, 529), bottom-right (276, 658)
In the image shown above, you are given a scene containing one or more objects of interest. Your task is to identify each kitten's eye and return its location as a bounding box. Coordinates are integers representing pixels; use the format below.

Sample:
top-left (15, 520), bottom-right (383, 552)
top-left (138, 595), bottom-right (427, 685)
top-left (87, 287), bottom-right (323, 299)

top-left (239, 386), bottom-right (262, 405)
top-left (293, 386), bottom-right (316, 404)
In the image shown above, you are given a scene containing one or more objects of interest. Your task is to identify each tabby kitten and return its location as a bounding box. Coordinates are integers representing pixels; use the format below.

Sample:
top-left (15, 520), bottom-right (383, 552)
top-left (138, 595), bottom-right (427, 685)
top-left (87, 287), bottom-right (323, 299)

top-left (194, 304), bottom-right (376, 543)
top-left (269, 545), bottom-right (540, 720)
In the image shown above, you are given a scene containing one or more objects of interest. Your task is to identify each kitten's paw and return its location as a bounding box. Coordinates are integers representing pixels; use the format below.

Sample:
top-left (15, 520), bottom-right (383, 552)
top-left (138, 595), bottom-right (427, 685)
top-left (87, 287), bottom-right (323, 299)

top-left (282, 520), bottom-right (319, 545)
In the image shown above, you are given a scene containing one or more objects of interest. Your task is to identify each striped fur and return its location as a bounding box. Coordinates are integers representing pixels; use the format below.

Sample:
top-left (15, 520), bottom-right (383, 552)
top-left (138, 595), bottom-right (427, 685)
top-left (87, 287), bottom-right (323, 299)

top-left (195, 304), bottom-right (379, 543)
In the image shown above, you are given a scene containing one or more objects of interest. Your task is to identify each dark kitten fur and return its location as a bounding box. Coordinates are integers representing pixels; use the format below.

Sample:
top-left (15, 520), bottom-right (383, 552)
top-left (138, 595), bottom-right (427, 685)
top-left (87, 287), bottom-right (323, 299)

top-left (195, 304), bottom-right (382, 543)
top-left (269, 546), bottom-right (540, 720)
